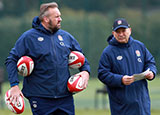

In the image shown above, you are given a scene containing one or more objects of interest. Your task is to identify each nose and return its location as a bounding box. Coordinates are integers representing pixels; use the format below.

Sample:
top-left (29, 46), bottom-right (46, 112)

top-left (118, 31), bottom-right (124, 36)
top-left (59, 17), bottom-right (62, 22)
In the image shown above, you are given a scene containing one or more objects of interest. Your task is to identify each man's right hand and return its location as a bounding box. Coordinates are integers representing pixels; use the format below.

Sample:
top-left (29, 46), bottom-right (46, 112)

top-left (122, 75), bottom-right (134, 85)
top-left (9, 85), bottom-right (24, 105)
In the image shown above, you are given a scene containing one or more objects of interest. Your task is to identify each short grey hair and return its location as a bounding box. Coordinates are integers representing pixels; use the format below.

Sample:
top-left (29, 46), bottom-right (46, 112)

top-left (39, 2), bottom-right (58, 21)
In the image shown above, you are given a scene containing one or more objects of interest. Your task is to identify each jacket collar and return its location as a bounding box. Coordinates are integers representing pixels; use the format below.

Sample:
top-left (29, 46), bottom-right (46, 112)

top-left (32, 16), bottom-right (58, 34)
top-left (107, 35), bottom-right (133, 47)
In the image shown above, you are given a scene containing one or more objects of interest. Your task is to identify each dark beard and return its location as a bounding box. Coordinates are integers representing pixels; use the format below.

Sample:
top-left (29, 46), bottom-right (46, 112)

top-left (50, 27), bottom-right (59, 33)
top-left (48, 20), bottom-right (60, 33)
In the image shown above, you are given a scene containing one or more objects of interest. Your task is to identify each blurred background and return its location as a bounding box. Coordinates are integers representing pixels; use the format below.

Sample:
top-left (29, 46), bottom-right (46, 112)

top-left (0, 0), bottom-right (160, 114)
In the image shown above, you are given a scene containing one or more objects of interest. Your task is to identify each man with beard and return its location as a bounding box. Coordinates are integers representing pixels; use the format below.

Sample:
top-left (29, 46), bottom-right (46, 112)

top-left (98, 18), bottom-right (157, 115)
top-left (5, 2), bottom-right (90, 115)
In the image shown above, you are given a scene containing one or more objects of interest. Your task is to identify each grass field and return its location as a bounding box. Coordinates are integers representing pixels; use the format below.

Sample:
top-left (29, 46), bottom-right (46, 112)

top-left (0, 77), bottom-right (160, 115)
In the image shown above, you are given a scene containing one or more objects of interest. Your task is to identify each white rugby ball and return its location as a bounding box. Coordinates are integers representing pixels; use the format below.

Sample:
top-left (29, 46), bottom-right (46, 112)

top-left (67, 74), bottom-right (84, 93)
top-left (17, 56), bottom-right (34, 77)
top-left (5, 90), bottom-right (25, 114)
top-left (68, 51), bottom-right (85, 69)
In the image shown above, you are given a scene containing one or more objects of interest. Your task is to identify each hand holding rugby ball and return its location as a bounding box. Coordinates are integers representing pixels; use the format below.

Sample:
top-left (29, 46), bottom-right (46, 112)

top-left (67, 74), bottom-right (84, 93)
top-left (5, 90), bottom-right (25, 114)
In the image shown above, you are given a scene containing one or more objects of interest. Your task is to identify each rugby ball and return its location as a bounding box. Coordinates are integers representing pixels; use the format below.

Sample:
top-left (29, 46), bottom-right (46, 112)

top-left (68, 51), bottom-right (85, 69)
top-left (5, 90), bottom-right (25, 114)
top-left (67, 74), bottom-right (84, 93)
top-left (17, 56), bottom-right (34, 77)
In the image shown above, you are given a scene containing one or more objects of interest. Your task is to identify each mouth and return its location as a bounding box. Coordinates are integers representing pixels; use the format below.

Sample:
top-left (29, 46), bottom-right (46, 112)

top-left (57, 22), bottom-right (61, 27)
top-left (118, 38), bottom-right (124, 41)
top-left (118, 36), bottom-right (125, 40)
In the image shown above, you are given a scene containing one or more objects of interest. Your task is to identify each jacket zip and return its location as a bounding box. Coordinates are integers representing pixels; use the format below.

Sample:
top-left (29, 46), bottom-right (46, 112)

top-left (50, 35), bottom-right (58, 98)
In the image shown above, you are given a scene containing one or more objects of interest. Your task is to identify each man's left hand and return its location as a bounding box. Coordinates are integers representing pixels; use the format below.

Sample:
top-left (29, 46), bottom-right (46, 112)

top-left (145, 71), bottom-right (154, 80)
top-left (77, 71), bottom-right (90, 89)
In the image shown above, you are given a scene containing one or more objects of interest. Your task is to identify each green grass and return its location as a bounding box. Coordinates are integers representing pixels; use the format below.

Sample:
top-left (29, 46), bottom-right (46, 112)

top-left (74, 78), bottom-right (107, 109)
top-left (0, 77), bottom-right (160, 115)
top-left (148, 77), bottom-right (160, 109)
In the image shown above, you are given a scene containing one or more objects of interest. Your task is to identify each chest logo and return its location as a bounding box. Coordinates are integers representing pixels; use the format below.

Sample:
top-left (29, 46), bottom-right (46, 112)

top-left (58, 35), bottom-right (63, 41)
top-left (135, 50), bottom-right (141, 57)
top-left (37, 37), bottom-right (44, 42)
top-left (117, 56), bottom-right (123, 60)
top-left (60, 42), bottom-right (65, 46)
top-left (137, 58), bottom-right (142, 63)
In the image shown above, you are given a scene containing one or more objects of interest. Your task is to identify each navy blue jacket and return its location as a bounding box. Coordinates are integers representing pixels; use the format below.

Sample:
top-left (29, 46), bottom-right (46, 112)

top-left (98, 35), bottom-right (157, 115)
top-left (5, 16), bottom-right (90, 98)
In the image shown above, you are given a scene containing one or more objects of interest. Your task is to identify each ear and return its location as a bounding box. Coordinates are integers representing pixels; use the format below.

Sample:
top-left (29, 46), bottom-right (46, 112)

top-left (128, 28), bottom-right (132, 35)
top-left (112, 31), bottom-right (116, 37)
top-left (43, 16), bottom-right (49, 23)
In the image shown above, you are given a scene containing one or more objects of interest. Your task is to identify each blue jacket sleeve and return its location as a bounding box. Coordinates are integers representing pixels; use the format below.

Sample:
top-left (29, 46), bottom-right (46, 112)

top-left (144, 47), bottom-right (157, 80)
top-left (98, 50), bottom-right (124, 87)
top-left (5, 34), bottom-right (27, 87)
